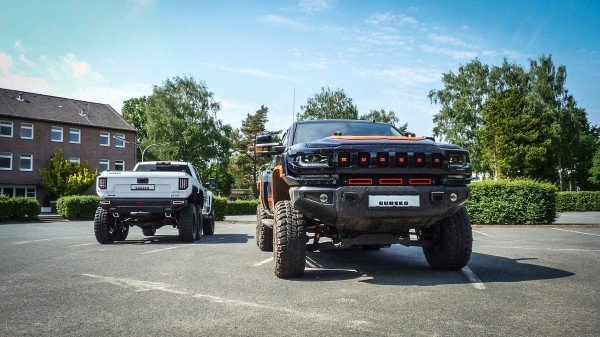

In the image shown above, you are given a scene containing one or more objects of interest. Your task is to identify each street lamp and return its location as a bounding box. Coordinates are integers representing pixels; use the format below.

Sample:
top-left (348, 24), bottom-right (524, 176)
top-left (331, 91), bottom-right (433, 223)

top-left (140, 143), bottom-right (167, 162)
top-left (113, 136), bottom-right (167, 163)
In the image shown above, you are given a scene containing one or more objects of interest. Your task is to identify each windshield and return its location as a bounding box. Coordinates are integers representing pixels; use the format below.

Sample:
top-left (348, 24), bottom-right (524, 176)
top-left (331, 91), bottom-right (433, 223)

top-left (135, 164), bottom-right (192, 176)
top-left (292, 121), bottom-right (402, 144)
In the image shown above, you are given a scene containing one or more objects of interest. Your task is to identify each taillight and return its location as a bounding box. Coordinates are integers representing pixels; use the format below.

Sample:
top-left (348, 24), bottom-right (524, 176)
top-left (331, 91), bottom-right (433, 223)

top-left (348, 178), bottom-right (373, 185)
top-left (338, 152), bottom-right (351, 167)
top-left (98, 177), bottom-right (107, 189)
top-left (379, 178), bottom-right (404, 185)
top-left (179, 178), bottom-right (189, 190)
top-left (409, 178), bottom-right (432, 185)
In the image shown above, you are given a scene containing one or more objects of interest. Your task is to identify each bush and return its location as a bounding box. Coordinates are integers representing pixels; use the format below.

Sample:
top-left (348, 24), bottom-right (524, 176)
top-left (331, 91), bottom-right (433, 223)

top-left (0, 196), bottom-right (40, 221)
top-left (556, 191), bottom-right (600, 212)
top-left (213, 196), bottom-right (228, 221)
top-left (227, 199), bottom-right (259, 216)
top-left (56, 195), bottom-right (101, 220)
top-left (466, 180), bottom-right (557, 225)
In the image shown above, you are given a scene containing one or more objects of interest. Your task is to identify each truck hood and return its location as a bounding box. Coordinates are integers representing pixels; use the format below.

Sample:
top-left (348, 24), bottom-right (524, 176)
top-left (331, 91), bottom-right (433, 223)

top-left (298, 136), bottom-right (437, 149)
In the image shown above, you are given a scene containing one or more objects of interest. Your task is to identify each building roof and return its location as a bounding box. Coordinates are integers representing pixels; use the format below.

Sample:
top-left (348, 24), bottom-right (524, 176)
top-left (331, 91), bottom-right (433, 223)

top-left (0, 88), bottom-right (136, 132)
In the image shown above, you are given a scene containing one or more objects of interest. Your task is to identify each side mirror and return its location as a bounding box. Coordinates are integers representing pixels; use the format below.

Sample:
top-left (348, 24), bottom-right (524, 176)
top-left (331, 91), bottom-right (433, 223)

top-left (209, 178), bottom-right (217, 189)
top-left (255, 134), bottom-right (284, 156)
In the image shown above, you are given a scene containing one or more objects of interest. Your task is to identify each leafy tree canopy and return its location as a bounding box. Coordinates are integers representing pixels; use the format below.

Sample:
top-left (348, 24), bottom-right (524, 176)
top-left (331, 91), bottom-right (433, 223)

top-left (298, 87), bottom-right (359, 120)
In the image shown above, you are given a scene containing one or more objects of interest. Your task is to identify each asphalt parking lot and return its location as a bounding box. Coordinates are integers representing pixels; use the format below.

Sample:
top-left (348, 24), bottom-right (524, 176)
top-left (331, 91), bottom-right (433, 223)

top-left (1, 219), bottom-right (599, 337)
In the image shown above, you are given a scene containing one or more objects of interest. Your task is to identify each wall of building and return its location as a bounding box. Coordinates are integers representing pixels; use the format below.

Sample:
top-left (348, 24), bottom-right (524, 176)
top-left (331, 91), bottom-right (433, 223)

top-left (0, 116), bottom-right (136, 203)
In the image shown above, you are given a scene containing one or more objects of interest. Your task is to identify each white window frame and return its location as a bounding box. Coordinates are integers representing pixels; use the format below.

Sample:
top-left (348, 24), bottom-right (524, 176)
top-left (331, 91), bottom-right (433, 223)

top-left (19, 154), bottom-right (33, 171)
top-left (115, 133), bottom-right (125, 148)
top-left (25, 187), bottom-right (36, 199)
top-left (0, 186), bottom-right (36, 199)
top-left (0, 121), bottom-right (13, 138)
top-left (100, 132), bottom-right (110, 146)
top-left (20, 123), bottom-right (34, 139)
top-left (114, 160), bottom-right (125, 171)
top-left (68, 157), bottom-right (80, 164)
top-left (69, 128), bottom-right (81, 144)
top-left (51, 126), bottom-right (63, 142)
top-left (99, 159), bottom-right (110, 172)
top-left (0, 152), bottom-right (12, 170)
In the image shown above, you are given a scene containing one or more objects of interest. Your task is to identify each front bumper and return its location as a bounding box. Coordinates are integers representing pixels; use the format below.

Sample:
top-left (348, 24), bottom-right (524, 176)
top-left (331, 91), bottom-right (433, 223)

top-left (290, 185), bottom-right (468, 232)
top-left (98, 198), bottom-right (188, 218)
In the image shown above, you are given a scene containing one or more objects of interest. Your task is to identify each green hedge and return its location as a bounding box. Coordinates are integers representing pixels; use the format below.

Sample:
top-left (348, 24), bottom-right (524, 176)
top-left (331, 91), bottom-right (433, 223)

top-left (227, 199), bottom-right (259, 216)
top-left (213, 196), bottom-right (228, 221)
top-left (0, 196), bottom-right (40, 221)
top-left (56, 195), bottom-right (101, 220)
top-left (466, 180), bottom-right (557, 225)
top-left (556, 191), bottom-right (600, 212)
top-left (212, 197), bottom-right (259, 221)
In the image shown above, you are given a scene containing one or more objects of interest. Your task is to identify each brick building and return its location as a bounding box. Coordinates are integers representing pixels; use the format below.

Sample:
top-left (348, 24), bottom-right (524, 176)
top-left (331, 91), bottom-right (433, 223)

top-left (0, 88), bottom-right (136, 204)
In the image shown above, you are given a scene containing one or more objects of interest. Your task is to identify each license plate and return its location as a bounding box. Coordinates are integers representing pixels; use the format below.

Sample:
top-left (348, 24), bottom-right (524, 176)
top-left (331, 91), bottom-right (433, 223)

top-left (130, 184), bottom-right (155, 191)
top-left (368, 195), bottom-right (420, 208)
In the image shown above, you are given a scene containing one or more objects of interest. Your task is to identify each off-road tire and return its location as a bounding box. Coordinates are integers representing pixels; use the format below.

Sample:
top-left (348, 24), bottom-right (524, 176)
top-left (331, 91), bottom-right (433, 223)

top-left (273, 200), bottom-right (307, 278)
top-left (142, 228), bottom-right (156, 236)
top-left (422, 207), bottom-right (472, 271)
top-left (256, 206), bottom-right (273, 252)
top-left (113, 225), bottom-right (129, 241)
top-left (178, 205), bottom-right (196, 243)
top-left (203, 210), bottom-right (215, 236)
top-left (94, 207), bottom-right (115, 244)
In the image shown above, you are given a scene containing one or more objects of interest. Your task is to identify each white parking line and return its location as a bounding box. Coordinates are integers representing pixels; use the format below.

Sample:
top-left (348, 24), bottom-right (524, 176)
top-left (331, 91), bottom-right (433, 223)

top-left (461, 266), bottom-right (486, 290)
top-left (472, 230), bottom-right (493, 237)
top-left (68, 242), bottom-right (97, 248)
top-left (253, 257), bottom-right (273, 266)
top-left (552, 228), bottom-right (600, 237)
top-left (477, 245), bottom-right (600, 252)
top-left (12, 236), bottom-right (90, 244)
top-left (140, 245), bottom-right (189, 255)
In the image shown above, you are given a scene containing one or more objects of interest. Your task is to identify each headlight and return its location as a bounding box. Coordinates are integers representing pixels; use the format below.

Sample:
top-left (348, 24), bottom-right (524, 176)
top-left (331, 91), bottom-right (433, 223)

top-left (295, 154), bottom-right (329, 167)
top-left (448, 152), bottom-right (468, 167)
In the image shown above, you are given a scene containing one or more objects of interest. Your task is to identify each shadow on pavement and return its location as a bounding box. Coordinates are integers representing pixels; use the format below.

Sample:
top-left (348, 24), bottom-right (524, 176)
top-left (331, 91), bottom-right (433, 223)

top-left (113, 233), bottom-right (253, 245)
top-left (294, 248), bottom-right (575, 285)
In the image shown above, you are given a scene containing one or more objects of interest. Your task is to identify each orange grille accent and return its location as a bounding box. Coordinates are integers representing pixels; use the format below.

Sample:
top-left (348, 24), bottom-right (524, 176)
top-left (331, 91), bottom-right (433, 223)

top-left (379, 178), bottom-right (404, 185)
top-left (409, 178), bottom-right (432, 185)
top-left (348, 178), bottom-right (373, 185)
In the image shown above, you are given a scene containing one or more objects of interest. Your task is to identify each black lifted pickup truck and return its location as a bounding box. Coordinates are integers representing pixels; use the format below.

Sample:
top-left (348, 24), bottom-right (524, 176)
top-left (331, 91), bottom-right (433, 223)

top-left (255, 119), bottom-right (473, 278)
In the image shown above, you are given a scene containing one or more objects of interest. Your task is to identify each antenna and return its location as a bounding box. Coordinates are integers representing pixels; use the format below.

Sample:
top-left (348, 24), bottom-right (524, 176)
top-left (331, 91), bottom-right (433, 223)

top-left (292, 88), bottom-right (296, 123)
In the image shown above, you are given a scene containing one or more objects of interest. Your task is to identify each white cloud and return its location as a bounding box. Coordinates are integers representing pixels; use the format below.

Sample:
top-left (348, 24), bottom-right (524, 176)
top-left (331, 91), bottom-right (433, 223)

top-left (427, 33), bottom-right (478, 49)
top-left (421, 45), bottom-right (478, 59)
top-left (19, 54), bottom-right (34, 67)
top-left (13, 40), bottom-right (24, 51)
top-left (353, 66), bottom-right (441, 85)
top-left (69, 83), bottom-right (151, 112)
top-left (290, 61), bottom-right (329, 71)
top-left (298, 0), bottom-right (334, 12)
top-left (128, 0), bottom-right (156, 15)
top-left (0, 73), bottom-right (53, 94)
top-left (365, 13), bottom-right (418, 26)
top-left (200, 62), bottom-right (294, 81)
top-left (61, 53), bottom-right (103, 81)
top-left (218, 99), bottom-right (258, 128)
top-left (261, 14), bottom-right (307, 30)
top-left (0, 52), bottom-right (13, 73)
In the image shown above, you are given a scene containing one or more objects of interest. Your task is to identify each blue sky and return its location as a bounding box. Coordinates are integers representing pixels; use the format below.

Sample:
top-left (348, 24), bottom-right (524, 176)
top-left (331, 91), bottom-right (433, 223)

top-left (0, 0), bottom-right (598, 135)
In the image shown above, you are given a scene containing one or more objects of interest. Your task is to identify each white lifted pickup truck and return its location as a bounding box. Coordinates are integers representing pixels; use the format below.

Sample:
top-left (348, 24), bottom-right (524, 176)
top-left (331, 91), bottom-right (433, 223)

top-left (94, 161), bottom-right (214, 244)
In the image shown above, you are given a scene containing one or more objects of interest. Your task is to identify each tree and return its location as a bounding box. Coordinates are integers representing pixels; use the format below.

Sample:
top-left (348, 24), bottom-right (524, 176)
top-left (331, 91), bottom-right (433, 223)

top-left (122, 96), bottom-right (149, 139)
top-left (298, 87), bottom-right (359, 120)
top-left (132, 76), bottom-right (233, 195)
top-left (359, 108), bottom-right (408, 133)
top-left (589, 148), bottom-right (600, 186)
top-left (229, 105), bottom-right (276, 194)
top-left (430, 55), bottom-right (598, 186)
top-left (39, 149), bottom-right (98, 197)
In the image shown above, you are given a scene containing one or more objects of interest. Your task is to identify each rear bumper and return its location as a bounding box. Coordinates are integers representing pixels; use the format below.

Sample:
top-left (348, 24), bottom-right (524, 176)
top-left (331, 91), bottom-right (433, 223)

top-left (290, 185), bottom-right (468, 232)
top-left (98, 198), bottom-right (188, 218)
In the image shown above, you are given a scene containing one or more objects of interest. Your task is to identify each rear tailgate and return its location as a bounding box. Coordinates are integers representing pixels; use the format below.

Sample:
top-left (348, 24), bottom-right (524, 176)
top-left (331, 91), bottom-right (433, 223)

top-left (97, 171), bottom-right (191, 199)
